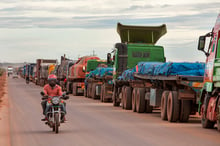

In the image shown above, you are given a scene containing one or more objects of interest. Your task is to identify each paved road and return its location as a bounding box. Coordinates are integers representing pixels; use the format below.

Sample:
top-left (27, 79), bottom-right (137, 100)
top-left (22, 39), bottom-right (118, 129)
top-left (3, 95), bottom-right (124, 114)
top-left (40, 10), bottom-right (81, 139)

top-left (7, 77), bottom-right (220, 146)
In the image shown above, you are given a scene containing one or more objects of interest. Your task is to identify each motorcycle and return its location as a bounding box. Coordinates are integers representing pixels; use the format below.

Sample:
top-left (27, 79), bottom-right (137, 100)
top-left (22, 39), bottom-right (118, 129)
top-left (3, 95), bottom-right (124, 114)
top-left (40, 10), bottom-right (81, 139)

top-left (26, 77), bottom-right (30, 84)
top-left (40, 91), bottom-right (69, 133)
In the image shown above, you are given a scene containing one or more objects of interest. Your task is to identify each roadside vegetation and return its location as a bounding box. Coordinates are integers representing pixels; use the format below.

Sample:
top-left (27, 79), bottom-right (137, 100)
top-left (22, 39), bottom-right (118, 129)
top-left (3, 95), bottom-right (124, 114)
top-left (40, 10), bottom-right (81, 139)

top-left (0, 68), bottom-right (5, 76)
top-left (0, 68), bottom-right (6, 103)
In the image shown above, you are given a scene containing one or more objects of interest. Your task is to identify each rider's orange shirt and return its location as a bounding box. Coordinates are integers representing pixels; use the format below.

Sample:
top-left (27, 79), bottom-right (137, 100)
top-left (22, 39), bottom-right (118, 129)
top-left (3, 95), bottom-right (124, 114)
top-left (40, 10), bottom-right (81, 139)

top-left (43, 84), bottom-right (62, 97)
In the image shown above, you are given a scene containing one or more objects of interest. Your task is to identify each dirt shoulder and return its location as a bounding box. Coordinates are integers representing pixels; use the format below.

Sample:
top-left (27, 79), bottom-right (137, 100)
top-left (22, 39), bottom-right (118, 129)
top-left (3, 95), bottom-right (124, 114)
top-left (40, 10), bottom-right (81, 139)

top-left (0, 73), bottom-right (11, 146)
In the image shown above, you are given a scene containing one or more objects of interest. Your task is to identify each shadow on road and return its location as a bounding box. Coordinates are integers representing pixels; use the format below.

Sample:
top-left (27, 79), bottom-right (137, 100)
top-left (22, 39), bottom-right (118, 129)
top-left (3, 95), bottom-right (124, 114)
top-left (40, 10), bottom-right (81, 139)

top-left (21, 129), bottom-right (76, 135)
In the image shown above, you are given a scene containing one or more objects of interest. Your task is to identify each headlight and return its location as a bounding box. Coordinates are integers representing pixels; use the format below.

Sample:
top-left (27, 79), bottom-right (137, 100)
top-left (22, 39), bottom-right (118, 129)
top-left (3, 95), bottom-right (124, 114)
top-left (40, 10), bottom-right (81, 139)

top-left (52, 97), bottom-right (60, 105)
top-left (82, 66), bottom-right (86, 72)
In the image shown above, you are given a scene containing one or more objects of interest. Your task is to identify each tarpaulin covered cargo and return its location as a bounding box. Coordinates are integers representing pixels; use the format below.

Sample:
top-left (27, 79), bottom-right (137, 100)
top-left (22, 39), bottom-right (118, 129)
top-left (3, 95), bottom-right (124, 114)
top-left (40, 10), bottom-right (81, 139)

top-left (118, 62), bottom-right (205, 81)
top-left (86, 67), bottom-right (113, 79)
top-left (153, 62), bottom-right (205, 76)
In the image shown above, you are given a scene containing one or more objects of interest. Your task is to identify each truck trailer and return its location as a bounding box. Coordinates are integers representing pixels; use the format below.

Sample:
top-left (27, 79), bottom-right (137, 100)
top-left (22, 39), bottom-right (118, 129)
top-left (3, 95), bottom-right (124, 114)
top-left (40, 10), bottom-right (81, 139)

top-left (35, 59), bottom-right (58, 86)
top-left (56, 55), bottom-right (75, 91)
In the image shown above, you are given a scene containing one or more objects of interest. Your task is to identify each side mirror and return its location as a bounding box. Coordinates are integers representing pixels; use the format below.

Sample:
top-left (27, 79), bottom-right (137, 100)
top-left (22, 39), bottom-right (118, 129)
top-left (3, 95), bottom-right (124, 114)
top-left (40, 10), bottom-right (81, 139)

top-left (40, 91), bottom-right (45, 96)
top-left (198, 36), bottom-right (206, 51)
top-left (107, 53), bottom-right (111, 64)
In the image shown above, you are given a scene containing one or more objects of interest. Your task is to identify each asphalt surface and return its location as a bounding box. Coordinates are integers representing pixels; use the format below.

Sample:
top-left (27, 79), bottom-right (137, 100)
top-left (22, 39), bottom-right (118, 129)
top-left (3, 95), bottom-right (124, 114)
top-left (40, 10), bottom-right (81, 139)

top-left (8, 77), bottom-right (220, 146)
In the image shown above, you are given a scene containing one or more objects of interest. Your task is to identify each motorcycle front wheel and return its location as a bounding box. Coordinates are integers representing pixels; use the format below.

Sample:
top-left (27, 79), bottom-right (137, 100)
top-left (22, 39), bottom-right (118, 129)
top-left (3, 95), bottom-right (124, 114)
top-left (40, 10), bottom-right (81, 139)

top-left (54, 113), bottom-right (59, 133)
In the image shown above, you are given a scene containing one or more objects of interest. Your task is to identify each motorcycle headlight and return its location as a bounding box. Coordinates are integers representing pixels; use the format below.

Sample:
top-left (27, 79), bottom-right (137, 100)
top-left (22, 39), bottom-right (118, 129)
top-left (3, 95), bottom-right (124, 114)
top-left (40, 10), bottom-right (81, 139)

top-left (52, 97), bottom-right (60, 105)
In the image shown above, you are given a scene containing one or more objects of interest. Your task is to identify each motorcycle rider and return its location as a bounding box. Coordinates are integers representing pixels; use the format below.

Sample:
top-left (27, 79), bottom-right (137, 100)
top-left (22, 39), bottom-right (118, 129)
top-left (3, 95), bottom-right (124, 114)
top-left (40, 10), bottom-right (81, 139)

top-left (41, 74), bottom-right (67, 122)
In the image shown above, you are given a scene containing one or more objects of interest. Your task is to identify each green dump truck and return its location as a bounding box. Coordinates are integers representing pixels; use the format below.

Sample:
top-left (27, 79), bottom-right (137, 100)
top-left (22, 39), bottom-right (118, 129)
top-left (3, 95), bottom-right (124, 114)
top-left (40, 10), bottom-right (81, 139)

top-left (110, 23), bottom-right (166, 107)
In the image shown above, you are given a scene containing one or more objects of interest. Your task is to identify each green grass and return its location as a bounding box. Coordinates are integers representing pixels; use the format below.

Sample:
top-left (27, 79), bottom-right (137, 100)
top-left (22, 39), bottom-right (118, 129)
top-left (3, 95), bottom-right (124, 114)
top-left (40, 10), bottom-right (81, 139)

top-left (0, 68), bottom-right (5, 76)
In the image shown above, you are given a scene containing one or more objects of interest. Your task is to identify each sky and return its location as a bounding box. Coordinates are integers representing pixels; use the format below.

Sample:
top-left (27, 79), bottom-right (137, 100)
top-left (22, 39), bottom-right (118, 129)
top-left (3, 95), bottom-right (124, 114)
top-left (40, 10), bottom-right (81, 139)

top-left (0, 0), bottom-right (220, 63)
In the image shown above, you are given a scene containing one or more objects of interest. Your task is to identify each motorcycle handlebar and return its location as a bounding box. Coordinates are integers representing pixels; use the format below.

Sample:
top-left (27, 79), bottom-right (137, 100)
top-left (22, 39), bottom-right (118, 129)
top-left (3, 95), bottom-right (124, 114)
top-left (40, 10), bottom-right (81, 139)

top-left (41, 97), bottom-right (48, 100)
top-left (41, 95), bottom-right (69, 100)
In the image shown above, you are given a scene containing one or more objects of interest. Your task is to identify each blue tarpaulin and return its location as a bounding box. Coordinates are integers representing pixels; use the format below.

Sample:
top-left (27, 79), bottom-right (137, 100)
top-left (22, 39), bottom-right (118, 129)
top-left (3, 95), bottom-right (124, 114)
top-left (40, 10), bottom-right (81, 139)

top-left (118, 62), bottom-right (205, 81)
top-left (153, 62), bottom-right (205, 76)
top-left (86, 67), bottom-right (113, 79)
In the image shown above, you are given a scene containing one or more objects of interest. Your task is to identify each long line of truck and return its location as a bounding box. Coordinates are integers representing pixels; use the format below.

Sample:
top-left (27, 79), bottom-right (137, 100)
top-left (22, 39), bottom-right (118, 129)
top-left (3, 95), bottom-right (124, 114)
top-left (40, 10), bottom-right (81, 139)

top-left (17, 13), bottom-right (220, 132)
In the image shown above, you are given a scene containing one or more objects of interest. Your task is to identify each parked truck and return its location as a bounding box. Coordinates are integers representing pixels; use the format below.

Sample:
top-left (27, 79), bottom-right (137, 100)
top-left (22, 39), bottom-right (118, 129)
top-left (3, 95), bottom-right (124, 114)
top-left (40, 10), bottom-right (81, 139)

top-left (67, 56), bottom-right (100, 96)
top-left (7, 66), bottom-right (13, 76)
top-left (56, 55), bottom-right (75, 91)
top-left (111, 23), bottom-right (166, 107)
top-left (28, 63), bottom-right (36, 82)
top-left (197, 13), bottom-right (220, 131)
top-left (109, 23), bottom-right (206, 123)
top-left (84, 59), bottom-right (113, 102)
top-left (35, 59), bottom-right (58, 86)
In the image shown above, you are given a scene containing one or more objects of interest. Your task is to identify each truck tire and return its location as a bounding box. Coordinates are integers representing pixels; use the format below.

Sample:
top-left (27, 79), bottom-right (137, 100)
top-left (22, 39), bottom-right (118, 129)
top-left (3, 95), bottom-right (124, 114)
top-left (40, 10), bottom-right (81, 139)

top-left (100, 84), bottom-right (104, 102)
top-left (92, 84), bottom-right (97, 99)
top-left (179, 100), bottom-right (191, 122)
top-left (67, 82), bottom-right (73, 94)
top-left (87, 83), bottom-right (91, 98)
top-left (87, 86), bottom-right (90, 98)
top-left (121, 86), bottom-right (126, 109)
top-left (102, 84), bottom-right (108, 102)
top-left (124, 87), bottom-right (132, 110)
top-left (136, 88), bottom-right (146, 113)
top-left (132, 88), bottom-right (137, 112)
top-left (161, 91), bottom-right (169, 120)
top-left (113, 86), bottom-right (120, 107)
top-left (84, 88), bottom-right (87, 97)
top-left (145, 92), bottom-right (153, 113)
top-left (72, 83), bottom-right (78, 96)
top-left (201, 104), bottom-right (215, 128)
top-left (217, 99), bottom-right (220, 131)
top-left (167, 91), bottom-right (180, 122)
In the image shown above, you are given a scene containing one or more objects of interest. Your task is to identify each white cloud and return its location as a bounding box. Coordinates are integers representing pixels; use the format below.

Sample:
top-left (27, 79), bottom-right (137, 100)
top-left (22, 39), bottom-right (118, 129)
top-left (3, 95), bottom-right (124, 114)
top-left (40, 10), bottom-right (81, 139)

top-left (0, 0), bottom-right (219, 63)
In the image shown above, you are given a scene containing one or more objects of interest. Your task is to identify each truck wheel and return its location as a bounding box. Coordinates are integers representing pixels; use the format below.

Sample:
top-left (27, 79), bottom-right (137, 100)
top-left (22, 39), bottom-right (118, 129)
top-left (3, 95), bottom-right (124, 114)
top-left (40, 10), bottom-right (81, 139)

top-left (100, 84), bottom-right (104, 102)
top-left (201, 104), bottom-right (215, 128)
top-left (132, 88), bottom-right (137, 112)
top-left (179, 100), bottom-right (191, 122)
top-left (136, 88), bottom-right (146, 113)
top-left (92, 84), bottom-right (97, 99)
top-left (87, 84), bottom-right (91, 98)
top-left (167, 91), bottom-right (180, 122)
top-left (121, 86), bottom-right (126, 109)
top-left (113, 86), bottom-right (120, 107)
top-left (161, 91), bottom-right (169, 120)
top-left (84, 88), bottom-right (87, 97)
top-left (72, 83), bottom-right (78, 96)
top-left (217, 99), bottom-right (220, 131)
top-left (124, 87), bottom-right (132, 110)
top-left (87, 86), bottom-right (90, 98)
top-left (102, 84), bottom-right (108, 102)
top-left (145, 92), bottom-right (153, 113)
top-left (67, 82), bottom-right (73, 94)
